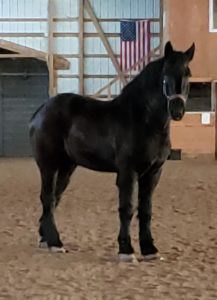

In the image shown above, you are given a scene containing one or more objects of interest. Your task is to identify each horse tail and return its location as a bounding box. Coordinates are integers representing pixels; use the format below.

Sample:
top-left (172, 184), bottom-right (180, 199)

top-left (29, 103), bottom-right (45, 123)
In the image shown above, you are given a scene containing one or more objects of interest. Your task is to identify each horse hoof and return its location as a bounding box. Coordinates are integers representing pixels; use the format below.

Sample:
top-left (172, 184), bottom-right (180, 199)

top-left (142, 253), bottom-right (163, 261)
top-left (118, 253), bottom-right (138, 263)
top-left (49, 246), bottom-right (67, 253)
top-left (39, 241), bottom-right (48, 249)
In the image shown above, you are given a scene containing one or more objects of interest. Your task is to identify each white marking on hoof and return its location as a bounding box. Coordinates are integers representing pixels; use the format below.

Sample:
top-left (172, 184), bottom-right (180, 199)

top-left (142, 253), bottom-right (162, 261)
top-left (118, 253), bottom-right (138, 263)
top-left (49, 246), bottom-right (67, 253)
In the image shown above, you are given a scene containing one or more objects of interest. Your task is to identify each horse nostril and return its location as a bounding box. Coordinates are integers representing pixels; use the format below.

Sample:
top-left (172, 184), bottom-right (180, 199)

top-left (177, 112), bottom-right (183, 120)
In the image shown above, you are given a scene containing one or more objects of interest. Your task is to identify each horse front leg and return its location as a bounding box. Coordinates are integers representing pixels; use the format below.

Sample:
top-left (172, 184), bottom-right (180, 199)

top-left (138, 167), bottom-right (162, 260)
top-left (116, 168), bottom-right (137, 262)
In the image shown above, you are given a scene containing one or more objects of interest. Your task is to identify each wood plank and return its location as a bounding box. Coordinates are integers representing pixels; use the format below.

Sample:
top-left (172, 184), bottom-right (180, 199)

top-left (58, 75), bottom-right (79, 78)
top-left (0, 18), bottom-right (48, 22)
top-left (58, 54), bottom-right (80, 58)
top-left (215, 88), bottom-right (217, 159)
top-left (57, 74), bottom-right (136, 79)
top-left (0, 54), bottom-right (46, 59)
top-left (160, 0), bottom-right (164, 55)
top-left (59, 53), bottom-right (161, 59)
top-left (93, 46), bottom-right (160, 97)
top-left (1, 17), bottom-right (164, 23)
top-left (0, 33), bottom-right (45, 37)
top-left (0, 73), bottom-right (47, 76)
top-left (84, 18), bottom-right (160, 22)
top-left (190, 77), bottom-right (213, 83)
top-left (79, 0), bottom-right (84, 94)
top-left (211, 80), bottom-right (217, 111)
top-left (53, 17), bottom-right (79, 22)
top-left (53, 32), bottom-right (160, 38)
top-left (47, 0), bottom-right (55, 96)
top-left (84, 0), bottom-right (127, 86)
top-left (91, 94), bottom-right (117, 99)
top-left (53, 55), bottom-right (70, 70)
top-left (0, 39), bottom-right (69, 71)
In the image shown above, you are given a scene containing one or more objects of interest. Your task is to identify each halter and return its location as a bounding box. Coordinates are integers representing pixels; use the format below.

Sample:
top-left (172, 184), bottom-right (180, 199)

top-left (163, 79), bottom-right (189, 103)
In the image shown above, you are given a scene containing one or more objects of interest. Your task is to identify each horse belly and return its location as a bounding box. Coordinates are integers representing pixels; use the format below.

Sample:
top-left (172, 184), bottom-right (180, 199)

top-left (64, 135), bottom-right (117, 172)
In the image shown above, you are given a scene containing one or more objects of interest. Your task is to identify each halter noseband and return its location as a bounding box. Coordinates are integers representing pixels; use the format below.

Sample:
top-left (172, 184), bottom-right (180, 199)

top-left (163, 79), bottom-right (188, 103)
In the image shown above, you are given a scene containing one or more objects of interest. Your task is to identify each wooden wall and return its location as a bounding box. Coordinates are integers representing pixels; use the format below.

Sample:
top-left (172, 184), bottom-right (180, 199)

top-left (171, 114), bottom-right (215, 154)
top-left (163, 0), bottom-right (217, 79)
top-left (163, 0), bottom-right (217, 155)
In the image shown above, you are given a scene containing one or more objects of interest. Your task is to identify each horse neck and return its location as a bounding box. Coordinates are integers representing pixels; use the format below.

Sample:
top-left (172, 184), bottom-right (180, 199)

top-left (118, 58), bottom-right (170, 131)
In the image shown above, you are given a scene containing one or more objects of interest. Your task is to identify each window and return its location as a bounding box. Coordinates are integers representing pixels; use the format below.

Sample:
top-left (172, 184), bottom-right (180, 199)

top-left (187, 83), bottom-right (211, 112)
top-left (209, 0), bottom-right (217, 32)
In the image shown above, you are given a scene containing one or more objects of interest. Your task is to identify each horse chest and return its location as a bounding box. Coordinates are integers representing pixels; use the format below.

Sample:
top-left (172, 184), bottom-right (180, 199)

top-left (136, 133), bottom-right (170, 166)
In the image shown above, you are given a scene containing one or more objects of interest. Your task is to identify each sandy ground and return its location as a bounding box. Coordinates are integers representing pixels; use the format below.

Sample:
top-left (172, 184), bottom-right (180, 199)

top-left (0, 157), bottom-right (217, 299)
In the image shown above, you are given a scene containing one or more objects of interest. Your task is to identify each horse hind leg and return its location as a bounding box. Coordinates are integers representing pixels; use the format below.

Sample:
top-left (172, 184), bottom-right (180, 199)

top-left (38, 166), bottom-right (65, 252)
top-left (55, 162), bottom-right (77, 208)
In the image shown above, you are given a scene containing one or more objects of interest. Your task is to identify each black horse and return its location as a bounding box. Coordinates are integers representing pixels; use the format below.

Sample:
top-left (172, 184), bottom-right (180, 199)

top-left (29, 41), bottom-right (195, 261)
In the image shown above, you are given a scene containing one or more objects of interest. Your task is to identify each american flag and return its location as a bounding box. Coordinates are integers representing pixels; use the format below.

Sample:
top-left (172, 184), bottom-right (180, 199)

top-left (120, 20), bottom-right (151, 72)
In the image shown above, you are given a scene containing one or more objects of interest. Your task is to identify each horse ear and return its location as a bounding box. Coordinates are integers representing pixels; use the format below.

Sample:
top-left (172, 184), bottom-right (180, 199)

top-left (164, 41), bottom-right (173, 59)
top-left (185, 43), bottom-right (195, 62)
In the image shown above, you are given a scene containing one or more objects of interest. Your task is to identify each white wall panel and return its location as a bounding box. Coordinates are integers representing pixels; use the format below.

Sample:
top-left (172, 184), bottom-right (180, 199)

top-left (85, 78), bottom-right (110, 95)
top-left (57, 78), bottom-right (79, 93)
top-left (54, 21), bottom-right (78, 33)
top-left (53, 0), bottom-right (78, 18)
top-left (0, 22), bottom-right (47, 33)
top-left (54, 37), bottom-right (79, 54)
top-left (84, 58), bottom-right (116, 75)
top-left (84, 37), bottom-right (120, 55)
top-left (0, 0), bottom-right (160, 95)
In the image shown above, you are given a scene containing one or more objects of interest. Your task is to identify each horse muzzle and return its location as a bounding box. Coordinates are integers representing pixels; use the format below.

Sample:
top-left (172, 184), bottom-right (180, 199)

top-left (168, 96), bottom-right (186, 121)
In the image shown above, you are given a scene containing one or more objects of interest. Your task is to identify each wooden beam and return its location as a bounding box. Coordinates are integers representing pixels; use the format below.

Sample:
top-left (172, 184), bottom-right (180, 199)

top-left (53, 32), bottom-right (160, 38)
top-left (159, 0), bottom-right (163, 55)
top-left (0, 39), bottom-right (70, 70)
top-left (0, 17), bottom-right (160, 23)
top-left (0, 33), bottom-right (45, 37)
top-left (215, 88), bottom-right (217, 159)
top-left (84, 17), bottom-right (160, 22)
top-left (211, 80), bottom-right (217, 112)
top-left (0, 18), bottom-right (48, 22)
top-left (79, 0), bottom-right (84, 94)
top-left (57, 74), bottom-right (137, 79)
top-left (84, 0), bottom-right (127, 86)
top-left (0, 54), bottom-right (42, 58)
top-left (189, 77), bottom-right (213, 83)
top-left (59, 53), bottom-right (161, 59)
top-left (0, 72), bottom-right (47, 76)
top-left (58, 54), bottom-right (80, 58)
top-left (53, 55), bottom-right (70, 70)
top-left (53, 17), bottom-right (78, 22)
top-left (47, 0), bottom-right (55, 96)
top-left (93, 46), bottom-right (160, 97)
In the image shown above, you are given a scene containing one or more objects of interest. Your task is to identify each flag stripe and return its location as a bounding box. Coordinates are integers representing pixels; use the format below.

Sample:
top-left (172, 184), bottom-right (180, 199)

top-left (134, 31), bottom-right (136, 70)
top-left (120, 19), bottom-right (151, 72)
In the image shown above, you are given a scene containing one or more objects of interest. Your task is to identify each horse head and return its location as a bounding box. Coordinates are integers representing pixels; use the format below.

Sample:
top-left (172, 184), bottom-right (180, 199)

top-left (162, 41), bottom-right (195, 121)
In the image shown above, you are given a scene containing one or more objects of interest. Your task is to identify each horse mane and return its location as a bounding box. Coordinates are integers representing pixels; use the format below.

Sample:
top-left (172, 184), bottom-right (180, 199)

top-left (119, 57), bottom-right (165, 100)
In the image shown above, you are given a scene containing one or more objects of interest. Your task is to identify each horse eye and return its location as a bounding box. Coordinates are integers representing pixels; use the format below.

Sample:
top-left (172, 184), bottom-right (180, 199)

top-left (184, 68), bottom-right (191, 77)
